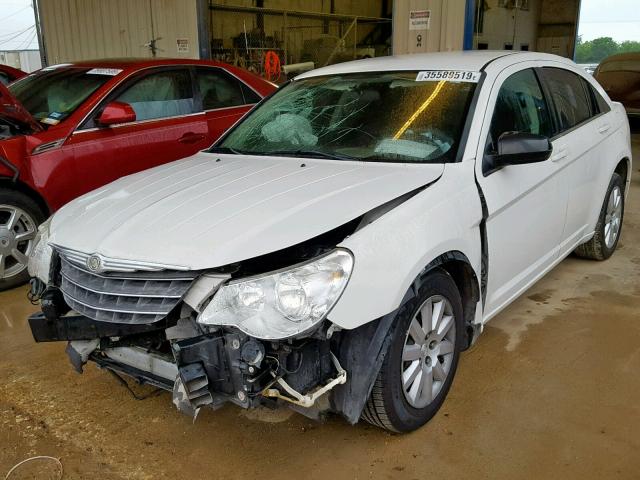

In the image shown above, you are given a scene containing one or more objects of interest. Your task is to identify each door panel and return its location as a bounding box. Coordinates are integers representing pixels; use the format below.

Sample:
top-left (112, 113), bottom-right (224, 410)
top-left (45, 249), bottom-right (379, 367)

top-left (67, 114), bottom-right (208, 195)
top-left (66, 67), bottom-right (210, 197)
top-left (539, 68), bottom-right (614, 255)
top-left (204, 105), bottom-right (252, 143)
top-left (476, 64), bottom-right (567, 319)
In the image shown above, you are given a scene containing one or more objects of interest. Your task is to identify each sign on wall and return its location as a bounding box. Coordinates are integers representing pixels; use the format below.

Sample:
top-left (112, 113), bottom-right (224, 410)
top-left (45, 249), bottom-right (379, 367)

top-left (409, 10), bottom-right (431, 30)
top-left (177, 38), bottom-right (190, 54)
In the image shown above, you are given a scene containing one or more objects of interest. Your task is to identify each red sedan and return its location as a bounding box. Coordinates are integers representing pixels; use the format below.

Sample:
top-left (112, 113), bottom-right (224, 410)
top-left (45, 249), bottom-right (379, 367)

top-left (0, 58), bottom-right (275, 289)
top-left (0, 64), bottom-right (27, 85)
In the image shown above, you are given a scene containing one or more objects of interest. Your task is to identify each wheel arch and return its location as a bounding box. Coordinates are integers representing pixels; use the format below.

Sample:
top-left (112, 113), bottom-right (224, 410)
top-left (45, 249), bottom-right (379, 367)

top-left (615, 157), bottom-right (631, 194)
top-left (331, 250), bottom-right (481, 424)
top-left (419, 251), bottom-right (481, 350)
top-left (0, 177), bottom-right (51, 217)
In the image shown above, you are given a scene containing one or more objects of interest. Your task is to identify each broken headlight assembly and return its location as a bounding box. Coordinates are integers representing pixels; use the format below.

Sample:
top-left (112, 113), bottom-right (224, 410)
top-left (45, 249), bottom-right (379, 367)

top-left (197, 249), bottom-right (353, 340)
top-left (27, 216), bottom-right (53, 284)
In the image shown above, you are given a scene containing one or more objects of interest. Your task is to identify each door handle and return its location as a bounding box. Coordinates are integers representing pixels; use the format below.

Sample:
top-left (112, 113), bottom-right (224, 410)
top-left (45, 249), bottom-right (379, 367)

top-left (551, 147), bottom-right (568, 162)
top-left (179, 133), bottom-right (206, 144)
top-left (598, 124), bottom-right (611, 134)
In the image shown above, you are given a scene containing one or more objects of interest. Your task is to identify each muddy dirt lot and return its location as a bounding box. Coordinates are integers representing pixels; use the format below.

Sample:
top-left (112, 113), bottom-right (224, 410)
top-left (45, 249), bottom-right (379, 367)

top-left (1, 132), bottom-right (639, 479)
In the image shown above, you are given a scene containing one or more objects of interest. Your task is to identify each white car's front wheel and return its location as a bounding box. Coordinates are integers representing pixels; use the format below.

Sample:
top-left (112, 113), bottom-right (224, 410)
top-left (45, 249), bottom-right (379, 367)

top-left (362, 270), bottom-right (464, 432)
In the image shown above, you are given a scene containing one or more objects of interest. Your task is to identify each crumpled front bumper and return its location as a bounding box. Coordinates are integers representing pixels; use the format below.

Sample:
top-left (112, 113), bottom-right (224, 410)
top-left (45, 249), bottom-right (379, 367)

top-left (28, 287), bottom-right (348, 420)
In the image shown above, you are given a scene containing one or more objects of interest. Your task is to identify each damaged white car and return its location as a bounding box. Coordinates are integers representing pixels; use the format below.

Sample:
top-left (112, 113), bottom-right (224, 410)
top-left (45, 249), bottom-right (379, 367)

top-left (27, 51), bottom-right (631, 432)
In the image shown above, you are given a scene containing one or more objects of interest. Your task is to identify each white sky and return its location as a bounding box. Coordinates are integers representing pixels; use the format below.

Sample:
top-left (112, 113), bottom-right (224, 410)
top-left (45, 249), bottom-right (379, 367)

top-left (577, 0), bottom-right (640, 42)
top-left (0, 0), bottom-right (37, 51)
top-left (0, 0), bottom-right (639, 51)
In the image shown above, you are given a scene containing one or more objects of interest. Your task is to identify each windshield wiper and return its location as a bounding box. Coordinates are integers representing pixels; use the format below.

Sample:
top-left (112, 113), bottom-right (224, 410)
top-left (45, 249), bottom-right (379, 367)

top-left (266, 149), bottom-right (360, 161)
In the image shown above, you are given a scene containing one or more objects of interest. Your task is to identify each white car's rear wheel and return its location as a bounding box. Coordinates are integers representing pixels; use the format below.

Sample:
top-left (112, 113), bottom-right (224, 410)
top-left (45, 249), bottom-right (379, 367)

top-left (575, 173), bottom-right (624, 260)
top-left (362, 270), bottom-right (463, 433)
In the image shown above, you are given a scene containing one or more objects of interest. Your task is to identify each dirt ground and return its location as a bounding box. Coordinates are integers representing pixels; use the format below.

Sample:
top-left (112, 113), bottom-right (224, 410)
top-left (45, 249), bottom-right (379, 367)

top-left (1, 129), bottom-right (639, 480)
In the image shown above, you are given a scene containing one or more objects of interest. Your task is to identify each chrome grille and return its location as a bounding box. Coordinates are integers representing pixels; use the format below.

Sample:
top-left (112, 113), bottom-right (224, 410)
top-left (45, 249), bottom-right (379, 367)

top-left (59, 256), bottom-right (197, 324)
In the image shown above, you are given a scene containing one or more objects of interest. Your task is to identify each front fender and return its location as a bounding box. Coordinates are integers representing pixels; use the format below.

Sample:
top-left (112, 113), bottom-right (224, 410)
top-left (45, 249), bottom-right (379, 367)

top-left (329, 161), bottom-right (483, 330)
top-left (0, 155), bottom-right (18, 181)
top-left (0, 136), bottom-right (29, 182)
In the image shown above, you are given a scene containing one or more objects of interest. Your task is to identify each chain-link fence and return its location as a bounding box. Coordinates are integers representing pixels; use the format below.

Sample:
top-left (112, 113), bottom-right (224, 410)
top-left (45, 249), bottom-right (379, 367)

top-left (209, 3), bottom-right (392, 83)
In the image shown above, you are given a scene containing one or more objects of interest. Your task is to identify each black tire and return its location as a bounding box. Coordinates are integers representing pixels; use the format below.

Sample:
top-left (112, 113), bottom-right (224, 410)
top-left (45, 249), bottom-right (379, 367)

top-left (574, 173), bottom-right (625, 261)
top-left (0, 188), bottom-right (46, 291)
top-left (362, 269), bottom-right (464, 433)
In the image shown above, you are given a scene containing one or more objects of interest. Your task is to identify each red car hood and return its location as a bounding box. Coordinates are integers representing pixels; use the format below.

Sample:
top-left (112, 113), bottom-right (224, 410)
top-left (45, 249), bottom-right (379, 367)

top-left (0, 83), bottom-right (42, 133)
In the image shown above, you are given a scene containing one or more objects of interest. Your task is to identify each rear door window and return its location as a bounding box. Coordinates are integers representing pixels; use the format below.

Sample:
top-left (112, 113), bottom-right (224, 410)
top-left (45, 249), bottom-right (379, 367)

top-left (196, 67), bottom-right (260, 111)
top-left (541, 68), bottom-right (593, 133)
top-left (116, 69), bottom-right (195, 121)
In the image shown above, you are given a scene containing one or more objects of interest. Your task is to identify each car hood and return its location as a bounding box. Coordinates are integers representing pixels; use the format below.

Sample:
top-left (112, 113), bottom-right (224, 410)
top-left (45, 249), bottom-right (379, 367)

top-left (0, 83), bottom-right (41, 134)
top-left (49, 152), bottom-right (443, 269)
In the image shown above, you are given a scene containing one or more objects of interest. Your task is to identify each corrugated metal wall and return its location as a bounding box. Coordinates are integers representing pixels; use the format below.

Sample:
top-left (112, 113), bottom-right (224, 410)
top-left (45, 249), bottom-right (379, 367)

top-left (392, 0), bottom-right (466, 54)
top-left (39, 0), bottom-right (199, 64)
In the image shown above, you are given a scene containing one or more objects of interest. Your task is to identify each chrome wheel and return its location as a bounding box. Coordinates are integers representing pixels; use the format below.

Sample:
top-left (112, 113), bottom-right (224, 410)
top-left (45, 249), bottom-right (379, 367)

top-left (401, 295), bottom-right (456, 409)
top-left (604, 185), bottom-right (623, 249)
top-left (0, 204), bottom-right (37, 279)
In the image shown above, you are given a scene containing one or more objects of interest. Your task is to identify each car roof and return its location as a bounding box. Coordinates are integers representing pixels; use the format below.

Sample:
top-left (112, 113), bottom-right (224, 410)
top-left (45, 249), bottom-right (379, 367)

top-left (599, 52), bottom-right (640, 63)
top-left (45, 58), bottom-right (236, 72)
top-left (296, 51), bottom-right (575, 79)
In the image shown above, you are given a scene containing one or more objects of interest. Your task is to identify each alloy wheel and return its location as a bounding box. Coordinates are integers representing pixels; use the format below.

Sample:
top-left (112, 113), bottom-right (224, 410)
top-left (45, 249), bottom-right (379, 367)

top-left (0, 204), bottom-right (37, 279)
top-left (604, 185), bottom-right (623, 249)
top-left (401, 295), bottom-right (456, 409)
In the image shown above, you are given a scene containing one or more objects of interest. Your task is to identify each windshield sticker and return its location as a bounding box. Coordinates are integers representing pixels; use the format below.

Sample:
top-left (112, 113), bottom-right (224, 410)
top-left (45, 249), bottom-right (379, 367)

top-left (48, 112), bottom-right (64, 120)
top-left (87, 68), bottom-right (122, 76)
top-left (41, 117), bottom-right (61, 126)
top-left (416, 70), bottom-right (481, 83)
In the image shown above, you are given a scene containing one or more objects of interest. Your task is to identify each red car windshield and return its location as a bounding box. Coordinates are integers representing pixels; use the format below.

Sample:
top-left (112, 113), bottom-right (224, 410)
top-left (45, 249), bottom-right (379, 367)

top-left (8, 67), bottom-right (112, 127)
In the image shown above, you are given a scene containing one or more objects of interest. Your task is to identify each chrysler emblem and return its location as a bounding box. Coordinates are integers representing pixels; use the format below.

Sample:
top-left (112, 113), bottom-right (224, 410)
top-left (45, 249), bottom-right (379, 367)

top-left (87, 254), bottom-right (102, 272)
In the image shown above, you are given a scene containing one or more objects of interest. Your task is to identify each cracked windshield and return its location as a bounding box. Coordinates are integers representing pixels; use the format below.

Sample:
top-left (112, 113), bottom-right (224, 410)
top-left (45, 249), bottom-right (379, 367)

top-left (218, 72), bottom-right (477, 163)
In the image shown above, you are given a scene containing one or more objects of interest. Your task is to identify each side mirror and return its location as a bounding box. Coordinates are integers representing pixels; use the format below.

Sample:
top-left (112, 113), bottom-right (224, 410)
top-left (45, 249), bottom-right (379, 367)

top-left (483, 132), bottom-right (552, 175)
top-left (97, 101), bottom-right (136, 127)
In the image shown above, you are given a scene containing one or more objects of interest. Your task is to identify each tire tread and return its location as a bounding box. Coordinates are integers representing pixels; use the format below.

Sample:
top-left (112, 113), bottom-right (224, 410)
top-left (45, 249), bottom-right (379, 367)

top-left (574, 173), bottom-right (623, 261)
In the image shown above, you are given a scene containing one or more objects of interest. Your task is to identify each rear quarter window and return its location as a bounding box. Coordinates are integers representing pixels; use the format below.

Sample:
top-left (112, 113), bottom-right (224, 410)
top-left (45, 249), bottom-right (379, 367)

top-left (581, 78), bottom-right (611, 115)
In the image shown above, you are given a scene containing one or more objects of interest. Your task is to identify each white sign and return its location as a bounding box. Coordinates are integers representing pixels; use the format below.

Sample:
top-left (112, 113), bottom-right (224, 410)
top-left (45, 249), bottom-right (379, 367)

top-left (416, 70), bottom-right (482, 83)
top-left (409, 10), bottom-right (431, 30)
top-left (177, 38), bottom-right (190, 54)
top-left (86, 68), bottom-right (122, 76)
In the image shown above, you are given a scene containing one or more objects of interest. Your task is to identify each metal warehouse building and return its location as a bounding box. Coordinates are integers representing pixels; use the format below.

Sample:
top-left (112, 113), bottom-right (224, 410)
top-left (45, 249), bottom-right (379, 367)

top-left (35, 0), bottom-right (581, 79)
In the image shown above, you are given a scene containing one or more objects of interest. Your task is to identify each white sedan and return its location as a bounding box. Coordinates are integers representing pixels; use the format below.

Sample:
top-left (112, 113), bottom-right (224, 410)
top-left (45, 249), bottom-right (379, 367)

top-left (27, 51), bottom-right (631, 433)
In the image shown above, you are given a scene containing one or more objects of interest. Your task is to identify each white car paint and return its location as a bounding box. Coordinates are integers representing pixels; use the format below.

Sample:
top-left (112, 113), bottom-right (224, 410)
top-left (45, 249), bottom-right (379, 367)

top-left (41, 51), bottom-right (632, 334)
top-left (49, 154), bottom-right (443, 268)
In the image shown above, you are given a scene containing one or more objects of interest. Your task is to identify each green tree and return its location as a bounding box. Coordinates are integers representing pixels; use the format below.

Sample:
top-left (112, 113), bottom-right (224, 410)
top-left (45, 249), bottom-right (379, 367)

top-left (575, 36), bottom-right (592, 63)
top-left (575, 36), bottom-right (640, 63)
top-left (619, 40), bottom-right (640, 54)
top-left (588, 37), bottom-right (619, 62)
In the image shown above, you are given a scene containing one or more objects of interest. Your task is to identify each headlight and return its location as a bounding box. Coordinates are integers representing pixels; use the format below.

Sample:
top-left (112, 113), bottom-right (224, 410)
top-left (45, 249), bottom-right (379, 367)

top-left (27, 217), bottom-right (53, 283)
top-left (198, 249), bottom-right (353, 340)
